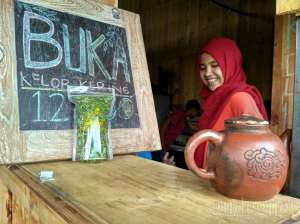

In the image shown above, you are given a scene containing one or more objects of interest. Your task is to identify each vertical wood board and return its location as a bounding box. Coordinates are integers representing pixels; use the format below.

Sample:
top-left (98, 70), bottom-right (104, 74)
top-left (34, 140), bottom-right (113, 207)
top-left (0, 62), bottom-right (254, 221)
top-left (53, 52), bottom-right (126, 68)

top-left (289, 16), bottom-right (300, 198)
top-left (0, 179), bottom-right (10, 224)
top-left (271, 14), bottom-right (295, 136)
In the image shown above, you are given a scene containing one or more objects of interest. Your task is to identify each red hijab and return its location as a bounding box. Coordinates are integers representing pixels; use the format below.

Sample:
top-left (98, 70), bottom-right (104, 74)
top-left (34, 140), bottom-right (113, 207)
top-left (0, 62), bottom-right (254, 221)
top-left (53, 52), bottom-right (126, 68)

top-left (198, 37), bottom-right (267, 129)
top-left (195, 37), bottom-right (268, 167)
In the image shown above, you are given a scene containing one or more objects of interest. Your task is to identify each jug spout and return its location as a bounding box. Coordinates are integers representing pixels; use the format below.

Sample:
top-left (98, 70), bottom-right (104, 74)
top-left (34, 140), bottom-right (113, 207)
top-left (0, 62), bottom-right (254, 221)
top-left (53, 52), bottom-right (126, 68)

top-left (280, 129), bottom-right (292, 153)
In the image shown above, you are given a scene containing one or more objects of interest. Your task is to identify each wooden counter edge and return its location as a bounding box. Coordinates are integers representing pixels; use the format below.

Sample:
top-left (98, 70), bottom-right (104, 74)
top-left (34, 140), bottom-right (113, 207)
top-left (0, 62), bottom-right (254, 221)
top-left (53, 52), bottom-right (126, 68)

top-left (0, 165), bottom-right (108, 224)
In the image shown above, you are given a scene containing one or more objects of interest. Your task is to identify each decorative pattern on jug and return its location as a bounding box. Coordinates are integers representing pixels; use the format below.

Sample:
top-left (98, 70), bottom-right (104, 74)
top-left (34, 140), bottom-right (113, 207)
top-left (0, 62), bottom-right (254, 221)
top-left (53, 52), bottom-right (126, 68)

top-left (244, 147), bottom-right (285, 181)
top-left (184, 115), bottom-right (289, 200)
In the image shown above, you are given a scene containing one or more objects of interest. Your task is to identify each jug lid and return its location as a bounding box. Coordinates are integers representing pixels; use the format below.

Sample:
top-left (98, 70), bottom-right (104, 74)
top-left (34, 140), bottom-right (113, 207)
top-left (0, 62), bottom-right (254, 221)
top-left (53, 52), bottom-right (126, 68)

top-left (225, 114), bottom-right (269, 129)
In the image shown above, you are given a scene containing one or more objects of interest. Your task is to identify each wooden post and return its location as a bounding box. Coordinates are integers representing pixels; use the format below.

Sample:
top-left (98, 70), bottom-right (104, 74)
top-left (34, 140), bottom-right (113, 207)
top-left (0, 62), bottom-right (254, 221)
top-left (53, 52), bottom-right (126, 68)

top-left (274, 0), bottom-right (300, 198)
top-left (289, 17), bottom-right (300, 198)
top-left (270, 14), bottom-right (295, 136)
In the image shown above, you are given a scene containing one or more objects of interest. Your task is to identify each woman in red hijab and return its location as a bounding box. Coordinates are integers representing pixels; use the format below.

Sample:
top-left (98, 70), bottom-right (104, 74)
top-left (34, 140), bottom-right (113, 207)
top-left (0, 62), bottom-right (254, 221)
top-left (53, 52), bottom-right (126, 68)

top-left (194, 37), bottom-right (268, 168)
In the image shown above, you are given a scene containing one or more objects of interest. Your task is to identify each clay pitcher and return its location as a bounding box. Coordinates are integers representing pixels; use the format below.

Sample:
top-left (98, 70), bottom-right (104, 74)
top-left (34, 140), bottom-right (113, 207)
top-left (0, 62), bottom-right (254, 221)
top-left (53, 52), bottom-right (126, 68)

top-left (184, 115), bottom-right (289, 201)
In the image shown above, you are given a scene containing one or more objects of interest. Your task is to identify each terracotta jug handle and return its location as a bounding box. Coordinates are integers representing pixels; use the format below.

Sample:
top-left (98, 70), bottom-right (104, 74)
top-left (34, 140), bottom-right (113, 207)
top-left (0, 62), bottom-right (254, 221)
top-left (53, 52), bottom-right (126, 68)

top-left (184, 130), bottom-right (224, 181)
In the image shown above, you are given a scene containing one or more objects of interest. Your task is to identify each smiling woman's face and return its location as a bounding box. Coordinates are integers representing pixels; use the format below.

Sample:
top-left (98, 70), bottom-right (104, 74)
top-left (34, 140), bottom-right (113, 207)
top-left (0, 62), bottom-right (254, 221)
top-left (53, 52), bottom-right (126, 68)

top-left (199, 53), bottom-right (224, 91)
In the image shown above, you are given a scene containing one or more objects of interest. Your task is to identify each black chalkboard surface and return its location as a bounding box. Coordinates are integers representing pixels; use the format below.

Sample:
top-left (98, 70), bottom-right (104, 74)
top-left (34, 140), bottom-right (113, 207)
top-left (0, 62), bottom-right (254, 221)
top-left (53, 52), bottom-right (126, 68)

top-left (15, 1), bottom-right (140, 130)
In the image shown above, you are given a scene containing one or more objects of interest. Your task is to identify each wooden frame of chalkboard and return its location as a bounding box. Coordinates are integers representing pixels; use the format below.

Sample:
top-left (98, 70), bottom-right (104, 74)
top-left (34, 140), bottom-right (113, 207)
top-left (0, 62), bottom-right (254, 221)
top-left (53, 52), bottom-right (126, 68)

top-left (0, 0), bottom-right (161, 164)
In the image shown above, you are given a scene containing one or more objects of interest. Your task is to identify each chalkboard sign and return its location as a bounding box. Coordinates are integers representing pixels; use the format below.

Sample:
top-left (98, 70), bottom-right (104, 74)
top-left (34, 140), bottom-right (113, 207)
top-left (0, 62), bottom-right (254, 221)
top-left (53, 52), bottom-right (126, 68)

top-left (15, 1), bottom-right (139, 130)
top-left (0, 0), bottom-right (160, 164)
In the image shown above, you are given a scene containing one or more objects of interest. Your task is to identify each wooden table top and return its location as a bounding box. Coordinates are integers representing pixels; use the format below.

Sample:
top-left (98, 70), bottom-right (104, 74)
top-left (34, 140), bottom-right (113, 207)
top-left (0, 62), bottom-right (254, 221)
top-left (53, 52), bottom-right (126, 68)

top-left (11, 155), bottom-right (300, 224)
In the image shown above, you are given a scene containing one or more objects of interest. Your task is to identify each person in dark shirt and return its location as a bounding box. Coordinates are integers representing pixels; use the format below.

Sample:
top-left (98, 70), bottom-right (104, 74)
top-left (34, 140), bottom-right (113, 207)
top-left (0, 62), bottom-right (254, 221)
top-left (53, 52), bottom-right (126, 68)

top-left (159, 99), bottom-right (201, 165)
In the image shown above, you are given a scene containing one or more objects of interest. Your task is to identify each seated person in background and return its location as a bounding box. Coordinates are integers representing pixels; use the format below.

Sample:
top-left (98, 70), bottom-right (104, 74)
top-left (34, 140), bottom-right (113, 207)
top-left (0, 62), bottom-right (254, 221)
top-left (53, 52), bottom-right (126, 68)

top-left (159, 99), bottom-right (202, 165)
top-left (195, 37), bottom-right (268, 168)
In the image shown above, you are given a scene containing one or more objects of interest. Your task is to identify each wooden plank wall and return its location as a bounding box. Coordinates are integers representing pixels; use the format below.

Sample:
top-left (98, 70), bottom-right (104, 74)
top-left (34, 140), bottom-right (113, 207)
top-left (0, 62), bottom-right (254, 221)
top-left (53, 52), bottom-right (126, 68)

top-left (271, 14), bottom-right (296, 136)
top-left (142, 0), bottom-right (239, 105)
top-left (237, 1), bottom-right (275, 112)
top-left (119, 0), bottom-right (275, 110)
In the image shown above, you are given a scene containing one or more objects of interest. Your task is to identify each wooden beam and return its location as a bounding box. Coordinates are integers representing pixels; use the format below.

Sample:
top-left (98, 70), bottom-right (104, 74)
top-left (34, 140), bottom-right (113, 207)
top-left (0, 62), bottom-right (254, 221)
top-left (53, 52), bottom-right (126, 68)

top-left (276, 0), bottom-right (300, 15)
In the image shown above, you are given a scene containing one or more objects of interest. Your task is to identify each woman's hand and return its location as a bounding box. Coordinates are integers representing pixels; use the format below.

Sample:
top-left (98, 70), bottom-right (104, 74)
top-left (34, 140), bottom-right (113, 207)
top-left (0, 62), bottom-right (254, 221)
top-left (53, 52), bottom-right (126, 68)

top-left (163, 152), bottom-right (175, 166)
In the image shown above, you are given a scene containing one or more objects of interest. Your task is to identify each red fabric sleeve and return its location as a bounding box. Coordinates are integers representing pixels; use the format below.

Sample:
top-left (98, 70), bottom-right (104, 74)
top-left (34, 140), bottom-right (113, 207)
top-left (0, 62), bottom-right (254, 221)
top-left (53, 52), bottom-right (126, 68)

top-left (194, 92), bottom-right (263, 168)
top-left (162, 111), bottom-right (185, 151)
